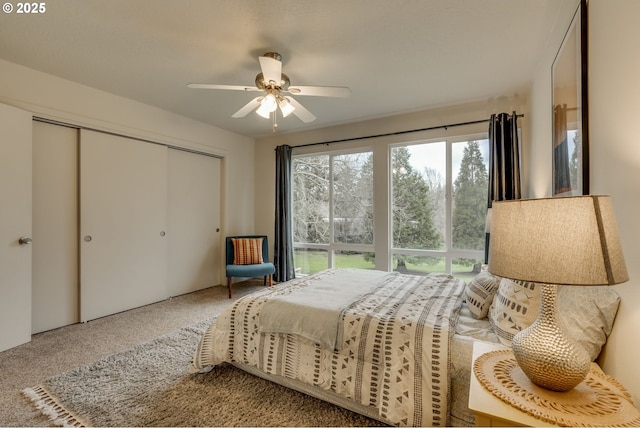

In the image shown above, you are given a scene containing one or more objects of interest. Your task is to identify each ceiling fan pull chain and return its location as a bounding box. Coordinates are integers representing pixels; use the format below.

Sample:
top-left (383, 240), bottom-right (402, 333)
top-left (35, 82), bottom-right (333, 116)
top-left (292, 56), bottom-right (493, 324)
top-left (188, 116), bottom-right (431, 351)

top-left (272, 111), bottom-right (278, 132)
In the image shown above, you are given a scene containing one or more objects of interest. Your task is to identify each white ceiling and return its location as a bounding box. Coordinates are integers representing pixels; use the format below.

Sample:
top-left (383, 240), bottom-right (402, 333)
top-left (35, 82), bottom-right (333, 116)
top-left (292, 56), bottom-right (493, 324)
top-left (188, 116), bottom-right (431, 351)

top-left (0, 0), bottom-right (573, 139)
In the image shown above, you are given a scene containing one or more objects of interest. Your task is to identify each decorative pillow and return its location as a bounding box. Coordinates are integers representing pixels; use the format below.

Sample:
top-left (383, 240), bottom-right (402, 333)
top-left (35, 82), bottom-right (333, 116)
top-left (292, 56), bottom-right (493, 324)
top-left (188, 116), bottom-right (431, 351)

top-left (488, 278), bottom-right (540, 346)
top-left (556, 285), bottom-right (620, 361)
top-left (232, 237), bottom-right (264, 265)
top-left (488, 278), bottom-right (621, 361)
top-left (465, 271), bottom-right (502, 319)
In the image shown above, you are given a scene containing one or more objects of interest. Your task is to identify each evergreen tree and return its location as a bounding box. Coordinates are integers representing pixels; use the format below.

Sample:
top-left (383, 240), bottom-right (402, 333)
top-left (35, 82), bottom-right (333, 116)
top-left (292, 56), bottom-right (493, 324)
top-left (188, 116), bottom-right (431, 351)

top-left (452, 141), bottom-right (488, 261)
top-left (392, 147), bottom-right (441, 270)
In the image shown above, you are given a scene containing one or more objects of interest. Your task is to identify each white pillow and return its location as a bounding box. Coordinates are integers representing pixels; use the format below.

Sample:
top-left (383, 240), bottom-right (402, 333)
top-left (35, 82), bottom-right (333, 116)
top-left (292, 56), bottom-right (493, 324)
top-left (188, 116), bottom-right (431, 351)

top-left (488, 278), bottom-right (621, 361)
top-left (465, 271), bottom-right (502, 319)
top-left (488, 278), bottom-right (540, 345)
top-left (558, 285), bottom-right (620, 360)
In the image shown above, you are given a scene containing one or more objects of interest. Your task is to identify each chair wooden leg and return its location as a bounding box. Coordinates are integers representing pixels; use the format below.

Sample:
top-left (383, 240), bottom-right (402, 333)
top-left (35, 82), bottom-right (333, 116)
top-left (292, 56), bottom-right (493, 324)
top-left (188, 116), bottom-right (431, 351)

top-left (263, 276), bottom-right (267, 286)
top-left (227, 277), bottom-right (232, 299)
top-left (268, 274), bottom-right (273, 287)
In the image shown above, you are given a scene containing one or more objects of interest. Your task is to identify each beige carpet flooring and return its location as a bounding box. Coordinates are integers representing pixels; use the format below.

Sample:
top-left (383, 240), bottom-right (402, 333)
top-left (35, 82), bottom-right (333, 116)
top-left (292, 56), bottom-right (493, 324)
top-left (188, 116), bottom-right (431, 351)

top-left (0, 280), bottom-right (265, 426)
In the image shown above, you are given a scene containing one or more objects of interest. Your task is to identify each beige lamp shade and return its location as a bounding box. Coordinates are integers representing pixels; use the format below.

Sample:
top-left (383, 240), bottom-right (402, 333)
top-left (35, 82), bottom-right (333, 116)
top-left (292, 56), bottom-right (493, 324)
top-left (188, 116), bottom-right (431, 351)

top-left (488, 195), bottom-right (628, 391)
top-left (488, 195), bottom-right (628, 286)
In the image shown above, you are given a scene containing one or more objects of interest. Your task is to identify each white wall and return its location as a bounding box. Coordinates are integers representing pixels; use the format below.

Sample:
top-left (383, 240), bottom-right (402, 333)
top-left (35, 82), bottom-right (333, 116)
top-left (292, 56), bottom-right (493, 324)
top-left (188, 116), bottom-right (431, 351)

top-left (0, 59), bottom-right (256, 285)
top-left (529, 0), bottom-right (640, 401)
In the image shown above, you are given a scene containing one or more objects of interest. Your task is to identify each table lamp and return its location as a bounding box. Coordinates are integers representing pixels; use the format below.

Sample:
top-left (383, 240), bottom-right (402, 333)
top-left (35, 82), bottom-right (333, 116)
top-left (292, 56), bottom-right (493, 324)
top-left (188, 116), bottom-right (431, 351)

top-left (487, 195), bottom-right (628, 392)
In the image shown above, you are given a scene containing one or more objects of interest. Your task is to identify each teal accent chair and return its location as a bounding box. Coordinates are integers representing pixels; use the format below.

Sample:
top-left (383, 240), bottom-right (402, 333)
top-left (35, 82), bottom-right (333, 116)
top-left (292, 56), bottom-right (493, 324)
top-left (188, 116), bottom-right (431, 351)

top-left (226, 235), bottom-right (275, 298)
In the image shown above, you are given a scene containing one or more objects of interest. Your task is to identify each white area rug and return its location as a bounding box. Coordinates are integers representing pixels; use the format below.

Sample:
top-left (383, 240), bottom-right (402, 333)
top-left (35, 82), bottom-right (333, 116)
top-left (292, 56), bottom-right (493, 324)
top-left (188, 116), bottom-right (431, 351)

top-left (23, 318), bottom-right (383, 427)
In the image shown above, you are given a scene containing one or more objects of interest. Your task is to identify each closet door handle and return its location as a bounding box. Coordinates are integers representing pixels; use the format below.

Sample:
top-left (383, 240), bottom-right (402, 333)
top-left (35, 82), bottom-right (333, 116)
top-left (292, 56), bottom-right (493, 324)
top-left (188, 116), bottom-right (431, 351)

top-left (18, 236), bottom-right (32, 246)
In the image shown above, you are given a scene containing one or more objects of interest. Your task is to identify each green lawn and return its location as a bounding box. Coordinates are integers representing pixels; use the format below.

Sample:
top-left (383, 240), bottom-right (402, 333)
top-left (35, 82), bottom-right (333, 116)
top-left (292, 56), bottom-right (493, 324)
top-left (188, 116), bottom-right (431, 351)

top-left (294, 250), bottom-right (478, 281)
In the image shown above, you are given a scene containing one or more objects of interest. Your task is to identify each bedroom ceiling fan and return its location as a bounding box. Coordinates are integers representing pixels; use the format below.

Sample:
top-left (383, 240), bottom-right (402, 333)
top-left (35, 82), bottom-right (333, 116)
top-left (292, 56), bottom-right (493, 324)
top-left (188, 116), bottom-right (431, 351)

top-left (188, 52), bottom-right (351, 130)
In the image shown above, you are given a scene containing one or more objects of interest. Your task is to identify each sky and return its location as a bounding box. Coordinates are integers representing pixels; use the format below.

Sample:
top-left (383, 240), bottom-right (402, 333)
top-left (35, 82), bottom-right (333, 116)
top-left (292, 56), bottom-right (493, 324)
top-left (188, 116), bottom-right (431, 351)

top-left (401, 139), bottom-right (490, 183)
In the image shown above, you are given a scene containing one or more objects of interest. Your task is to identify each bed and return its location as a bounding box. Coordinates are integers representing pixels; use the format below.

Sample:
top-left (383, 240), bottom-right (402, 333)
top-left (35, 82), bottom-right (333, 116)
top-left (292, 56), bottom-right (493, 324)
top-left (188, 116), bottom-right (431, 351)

top-left (191, 267), bottom-right (620, 427)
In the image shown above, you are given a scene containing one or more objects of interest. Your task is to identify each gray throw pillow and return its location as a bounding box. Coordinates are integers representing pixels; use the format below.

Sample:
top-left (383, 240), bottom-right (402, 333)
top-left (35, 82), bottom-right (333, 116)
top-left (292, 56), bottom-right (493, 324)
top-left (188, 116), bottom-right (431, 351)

top-left (465, 271), bottom-right (502, 319)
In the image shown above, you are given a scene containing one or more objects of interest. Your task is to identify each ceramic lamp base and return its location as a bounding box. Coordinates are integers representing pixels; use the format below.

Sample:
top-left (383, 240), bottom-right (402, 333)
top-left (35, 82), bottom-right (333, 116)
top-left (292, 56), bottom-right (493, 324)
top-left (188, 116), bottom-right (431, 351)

top-left (512, 283), bottom-right (591, 392)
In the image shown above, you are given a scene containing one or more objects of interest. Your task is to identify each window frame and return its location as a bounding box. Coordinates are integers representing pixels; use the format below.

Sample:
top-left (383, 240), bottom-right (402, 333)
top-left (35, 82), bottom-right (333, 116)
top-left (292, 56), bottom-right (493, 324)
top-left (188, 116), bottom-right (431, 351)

top-left (290, 129), bottom-right (492, 278)
top-left (389, 132), bottom-right (489, 275)
top-left (292, 147), bottom-right (375, 271)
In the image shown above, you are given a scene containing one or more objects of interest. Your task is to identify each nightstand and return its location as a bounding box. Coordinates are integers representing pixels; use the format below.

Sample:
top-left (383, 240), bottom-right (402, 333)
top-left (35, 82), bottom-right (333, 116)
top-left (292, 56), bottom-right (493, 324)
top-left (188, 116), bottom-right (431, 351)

top-left (468, 341), bottom-right (640, 427)
top-left (468, 341), bottom-right (554, 427)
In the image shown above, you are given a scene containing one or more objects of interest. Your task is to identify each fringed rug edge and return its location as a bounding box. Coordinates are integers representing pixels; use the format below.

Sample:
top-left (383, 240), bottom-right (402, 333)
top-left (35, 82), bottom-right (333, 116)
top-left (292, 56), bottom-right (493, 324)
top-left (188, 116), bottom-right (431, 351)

top-left (22, 384), bottom-right (90, 428)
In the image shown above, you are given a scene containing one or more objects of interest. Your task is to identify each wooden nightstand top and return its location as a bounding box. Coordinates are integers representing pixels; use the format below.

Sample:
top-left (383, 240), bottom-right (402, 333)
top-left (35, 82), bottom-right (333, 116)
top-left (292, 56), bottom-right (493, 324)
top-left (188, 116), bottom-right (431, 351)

top-left (469, 341), bottom-right (555, 427)
top-left (469, 341), bottom-right (640, 427)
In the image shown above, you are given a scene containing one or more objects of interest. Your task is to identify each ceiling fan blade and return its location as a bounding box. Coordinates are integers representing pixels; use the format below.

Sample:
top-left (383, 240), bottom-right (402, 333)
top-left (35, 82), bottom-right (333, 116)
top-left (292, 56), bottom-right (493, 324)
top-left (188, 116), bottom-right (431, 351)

top-left (231, 97), bottom-right (262, 118)
top-left (285, 97), bottom-right (317, 123)
top-left (258, 55), bottom-right (282, 85)
top-left (287, 85), bottom-right (351, 98)
top-left (188, 83), bottom-right (261, 92)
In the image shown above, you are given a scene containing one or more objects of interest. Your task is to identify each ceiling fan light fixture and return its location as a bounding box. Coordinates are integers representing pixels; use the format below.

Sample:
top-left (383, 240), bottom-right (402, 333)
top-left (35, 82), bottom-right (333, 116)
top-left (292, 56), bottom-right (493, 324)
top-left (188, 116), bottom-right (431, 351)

top-left (256, 93), bottom-right (278, 119)
top-left (278, 97), bottom-right (295, 117)
top-left (260, 93), bottom-right (278, 112)
top-left (255, 103), bottom-right (271, 119)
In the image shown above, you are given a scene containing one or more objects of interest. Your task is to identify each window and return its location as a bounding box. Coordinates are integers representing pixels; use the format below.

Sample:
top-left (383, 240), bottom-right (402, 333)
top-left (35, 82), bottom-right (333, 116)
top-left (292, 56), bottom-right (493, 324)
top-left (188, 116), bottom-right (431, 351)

top-left (291, 133), bottom-right (490, 281)
top-left (292, 151), bottom-right (374, 275)
top-left (391, 137), bottom-right (489, 280)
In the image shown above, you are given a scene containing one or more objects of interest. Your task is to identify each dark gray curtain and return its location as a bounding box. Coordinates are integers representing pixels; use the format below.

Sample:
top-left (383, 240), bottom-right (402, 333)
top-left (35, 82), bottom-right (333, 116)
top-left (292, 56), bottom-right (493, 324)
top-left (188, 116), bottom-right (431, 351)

top-left (485, 112), bottom-right (522, 263)
top-left (274, 144), bottom-right (295, 282)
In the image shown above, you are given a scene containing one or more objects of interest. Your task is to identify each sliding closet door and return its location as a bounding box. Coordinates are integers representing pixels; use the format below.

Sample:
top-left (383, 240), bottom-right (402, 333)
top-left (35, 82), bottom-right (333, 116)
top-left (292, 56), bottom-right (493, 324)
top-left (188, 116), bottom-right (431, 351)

top-left (168, 149), bottom-right (221, 295)
top-left (80, 130), bottom-right (168, 322)
top-left (32, 121), bottom-right (79, 333)
top-left (0, 104), bottom-right (32, 352)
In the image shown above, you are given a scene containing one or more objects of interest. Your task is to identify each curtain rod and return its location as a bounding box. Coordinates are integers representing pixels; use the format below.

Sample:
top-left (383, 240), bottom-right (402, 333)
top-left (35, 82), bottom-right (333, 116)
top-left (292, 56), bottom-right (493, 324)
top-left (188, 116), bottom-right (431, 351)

top-left (292, 113), bottom-right (524, 149)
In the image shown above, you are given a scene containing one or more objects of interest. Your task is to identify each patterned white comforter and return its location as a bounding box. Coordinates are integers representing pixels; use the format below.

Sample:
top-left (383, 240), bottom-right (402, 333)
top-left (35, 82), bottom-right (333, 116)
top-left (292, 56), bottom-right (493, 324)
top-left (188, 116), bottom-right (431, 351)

top-left (192, 268), bottom-right (465, 427)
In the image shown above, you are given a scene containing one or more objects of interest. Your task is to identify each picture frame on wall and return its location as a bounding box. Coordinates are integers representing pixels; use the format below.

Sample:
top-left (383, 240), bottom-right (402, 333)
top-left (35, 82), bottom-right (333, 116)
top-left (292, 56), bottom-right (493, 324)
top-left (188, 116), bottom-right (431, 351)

top-left (552, 0), bottom-right (589, 196)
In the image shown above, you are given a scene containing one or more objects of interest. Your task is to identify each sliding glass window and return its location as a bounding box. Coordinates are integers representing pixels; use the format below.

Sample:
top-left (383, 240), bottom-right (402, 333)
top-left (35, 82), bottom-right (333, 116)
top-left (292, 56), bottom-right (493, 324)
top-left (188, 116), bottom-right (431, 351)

top-left (292, 150), bottom-right (374, 275)
top-left (291, 133), bottom-right (489, 280)
top-left (391, 136), bottom-right (489, 280)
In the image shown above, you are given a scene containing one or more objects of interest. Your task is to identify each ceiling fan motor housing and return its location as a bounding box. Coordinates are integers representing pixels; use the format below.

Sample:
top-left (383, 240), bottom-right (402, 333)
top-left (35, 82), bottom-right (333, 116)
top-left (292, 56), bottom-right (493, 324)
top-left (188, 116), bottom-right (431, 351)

top-left (255, 51), bottom-right (288, 89)
top-left (255, 72), bottom-right (290, 90)
top-left (263, 52), bottom-right (281, 61)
